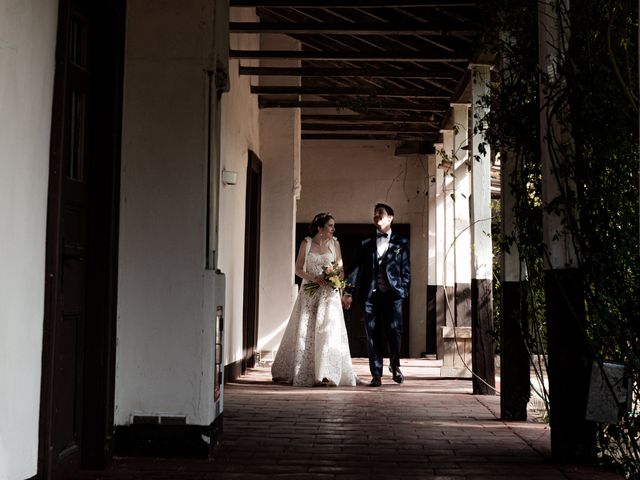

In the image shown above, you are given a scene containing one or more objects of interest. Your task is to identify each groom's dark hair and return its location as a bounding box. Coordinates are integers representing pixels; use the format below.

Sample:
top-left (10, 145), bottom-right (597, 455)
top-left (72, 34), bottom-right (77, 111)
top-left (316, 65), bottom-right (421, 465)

top-left (375, 203), bottom-right (394, 216)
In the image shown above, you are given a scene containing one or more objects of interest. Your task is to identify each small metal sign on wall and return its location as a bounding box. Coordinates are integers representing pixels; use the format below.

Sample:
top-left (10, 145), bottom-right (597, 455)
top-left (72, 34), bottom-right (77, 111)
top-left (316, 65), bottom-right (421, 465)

top-left (214, 305), bottom-right (224, 402)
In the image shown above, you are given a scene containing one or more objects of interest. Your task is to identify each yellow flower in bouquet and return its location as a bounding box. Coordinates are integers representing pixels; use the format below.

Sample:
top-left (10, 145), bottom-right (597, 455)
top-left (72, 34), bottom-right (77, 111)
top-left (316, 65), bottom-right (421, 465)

top-left (303, 261), bottom-right (347, 296)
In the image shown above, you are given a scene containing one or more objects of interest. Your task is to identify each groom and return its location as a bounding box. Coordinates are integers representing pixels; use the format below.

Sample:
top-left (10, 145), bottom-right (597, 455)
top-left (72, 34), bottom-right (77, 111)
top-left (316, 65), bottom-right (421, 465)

top-left (343, 203), bottom-right (411, 387)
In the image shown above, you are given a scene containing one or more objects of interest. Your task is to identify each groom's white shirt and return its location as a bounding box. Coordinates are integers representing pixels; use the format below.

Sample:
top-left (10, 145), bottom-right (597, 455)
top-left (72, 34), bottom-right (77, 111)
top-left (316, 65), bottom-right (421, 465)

top-left (376, 229), bottom-right (391, 259)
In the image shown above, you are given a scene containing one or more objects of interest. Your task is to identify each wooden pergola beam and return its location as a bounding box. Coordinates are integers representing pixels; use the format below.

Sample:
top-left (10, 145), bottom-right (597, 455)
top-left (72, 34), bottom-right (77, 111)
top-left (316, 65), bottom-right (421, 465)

top-left (302, 133), bottom-right (431, 140)
top-left (258, 96), bottom-right (448, 112)
top-left (230, 49), bottom-right (468, 62)
top-left (231, 0), bottom-right (476, 7)
top-left (238, 66), bottom-right (458, 79)
top-left (251, 85), bottom-right (450, 99)
top-left (302, 123), bottom-right (438, 133)
top-left (301, 113), bottom-right (439, 123)
top-left (230, 22), bottom-right (474, 36)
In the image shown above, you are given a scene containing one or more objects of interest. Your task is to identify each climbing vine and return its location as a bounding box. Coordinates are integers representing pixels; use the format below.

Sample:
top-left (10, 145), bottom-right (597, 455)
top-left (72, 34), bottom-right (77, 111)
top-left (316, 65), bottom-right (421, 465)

top-left (481, 0), bottom-right (639, 477)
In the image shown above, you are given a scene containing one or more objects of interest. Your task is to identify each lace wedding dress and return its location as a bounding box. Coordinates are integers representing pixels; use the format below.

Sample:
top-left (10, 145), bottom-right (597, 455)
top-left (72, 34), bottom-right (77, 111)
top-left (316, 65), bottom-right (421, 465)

top-left (271, 238), bottom-right (357, 387)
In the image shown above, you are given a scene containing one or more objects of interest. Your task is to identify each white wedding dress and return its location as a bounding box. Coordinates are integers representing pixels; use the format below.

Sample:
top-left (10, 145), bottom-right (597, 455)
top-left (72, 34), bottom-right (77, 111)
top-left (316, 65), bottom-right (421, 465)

top-left (271, 237), bottom-right (357, 387)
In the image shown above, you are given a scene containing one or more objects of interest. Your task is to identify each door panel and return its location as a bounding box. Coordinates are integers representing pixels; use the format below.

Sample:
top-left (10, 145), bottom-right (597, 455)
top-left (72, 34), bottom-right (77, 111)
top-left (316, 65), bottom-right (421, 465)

top-left (40, 0), bottom-right (124, 477)
top-left (242, 151), bottom-right (262, 372)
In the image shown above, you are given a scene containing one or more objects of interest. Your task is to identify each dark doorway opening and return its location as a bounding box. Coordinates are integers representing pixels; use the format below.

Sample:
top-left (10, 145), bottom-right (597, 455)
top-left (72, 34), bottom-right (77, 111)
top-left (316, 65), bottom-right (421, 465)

top-left (242, 151), bottom-right (262, 374)
top-left (39, 0), bottom-right (125, 477)
top-left (295, 222), bottom-right (410, 358)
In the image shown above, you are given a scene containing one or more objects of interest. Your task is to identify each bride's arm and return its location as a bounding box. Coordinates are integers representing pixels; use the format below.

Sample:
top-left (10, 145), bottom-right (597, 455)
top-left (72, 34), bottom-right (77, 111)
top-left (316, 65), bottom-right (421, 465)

top-left (294, 242), bottom-right (309, 281)
top-left (294, 241), bottom-right (321, 283)
top-left (334, 239), bottom-right (345, 280)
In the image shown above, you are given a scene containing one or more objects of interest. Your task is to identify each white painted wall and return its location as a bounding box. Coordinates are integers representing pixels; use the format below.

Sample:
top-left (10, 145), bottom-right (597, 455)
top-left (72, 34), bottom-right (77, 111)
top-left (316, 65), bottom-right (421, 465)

top-left (116, 0), bottom-right (221, 426)
top-left (441, 130), bottom-right (456, 293)
top-left (470, 65), bottom-right (494, 280)
top-left (256, 33), bottom-right (301, 359)
top-left (451, 104), bottom-right (472, 286)
top-left (219, 6), bottom-right (260, 366)
top-left (0, 1), bottom-right (58, 478)
top-left (427, 153), bottom-right (438, 286)
top-left (257, 108), bottom-right (300, 357)
top-left (298, 141), bottom-right (429, 357)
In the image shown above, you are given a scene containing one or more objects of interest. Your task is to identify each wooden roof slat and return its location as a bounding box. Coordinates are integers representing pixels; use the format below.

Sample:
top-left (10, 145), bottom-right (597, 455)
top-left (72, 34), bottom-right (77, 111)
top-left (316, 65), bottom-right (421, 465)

top-left (234, 1), bottom-right (481, 141)
top-left (239, 66), bottom-right (458, 79)
top-left (258, 96), bottom-right (448, 112)
top-left (251, 85), bottom-right (450, 99)
top-left (301, 114), bottom-right (437, 124)
top-left (229, 22), bottom-right (474, 36)
top-left (232, 0), bottom-right (476, 7)
top-left (302, 133), bottom-right (429, 140)
top-left (230, 49), bottom-right (469, 62)
top-left (302, 123), bottom-right (438, 133)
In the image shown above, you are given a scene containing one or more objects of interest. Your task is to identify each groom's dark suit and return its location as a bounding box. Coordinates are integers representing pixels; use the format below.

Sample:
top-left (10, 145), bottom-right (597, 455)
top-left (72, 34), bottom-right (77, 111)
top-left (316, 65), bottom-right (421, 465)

top-left (347, 231), bottom-right (410, 378)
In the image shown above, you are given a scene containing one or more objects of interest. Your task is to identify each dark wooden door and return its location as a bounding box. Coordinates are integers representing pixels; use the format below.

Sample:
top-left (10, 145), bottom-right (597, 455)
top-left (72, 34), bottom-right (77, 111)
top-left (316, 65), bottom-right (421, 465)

top-left (296, 223), bottom-right (410, 358)
top-left (40, 0), bottom-right (124, 477)
top-left (242, 151), bottom-right (262, 372)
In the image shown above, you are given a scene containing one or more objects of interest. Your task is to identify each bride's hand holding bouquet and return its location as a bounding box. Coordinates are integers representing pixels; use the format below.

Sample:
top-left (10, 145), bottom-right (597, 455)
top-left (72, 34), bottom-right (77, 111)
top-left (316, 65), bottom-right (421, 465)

top-left (304, 261), bottom-right (347, 296)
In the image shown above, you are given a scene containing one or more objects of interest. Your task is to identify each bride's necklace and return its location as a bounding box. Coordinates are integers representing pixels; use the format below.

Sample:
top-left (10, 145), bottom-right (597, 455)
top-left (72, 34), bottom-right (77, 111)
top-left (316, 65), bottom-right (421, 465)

top-left (312, 236), bottom-right (328, 246)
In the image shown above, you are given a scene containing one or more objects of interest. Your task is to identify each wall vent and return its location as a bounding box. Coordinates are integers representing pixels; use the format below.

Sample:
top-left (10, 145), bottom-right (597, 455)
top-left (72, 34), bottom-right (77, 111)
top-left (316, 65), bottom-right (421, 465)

top-left (160, 415), bottom-right (187, 426)
top-left (131, 414), bottom-right (188, 426)
top-left (131, 415), bottom-right (159, 425)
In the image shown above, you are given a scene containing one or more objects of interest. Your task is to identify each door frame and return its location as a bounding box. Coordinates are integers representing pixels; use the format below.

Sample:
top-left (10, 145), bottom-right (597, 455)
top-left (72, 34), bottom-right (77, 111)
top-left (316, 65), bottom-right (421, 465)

top-left (39, 0), bottom-right (125, 475)
top-left (242, 151), bottom-right (262, 373)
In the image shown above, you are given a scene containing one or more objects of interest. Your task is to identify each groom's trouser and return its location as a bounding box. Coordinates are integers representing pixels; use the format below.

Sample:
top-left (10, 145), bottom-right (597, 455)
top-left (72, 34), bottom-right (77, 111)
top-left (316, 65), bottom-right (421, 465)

top-left (363, 290), bottom-right (404, 377)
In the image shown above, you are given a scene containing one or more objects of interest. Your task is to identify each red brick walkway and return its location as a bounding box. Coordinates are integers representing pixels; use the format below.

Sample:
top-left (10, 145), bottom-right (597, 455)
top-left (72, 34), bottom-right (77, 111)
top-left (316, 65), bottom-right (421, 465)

top-left (81, 359), bottom-right (622, 479)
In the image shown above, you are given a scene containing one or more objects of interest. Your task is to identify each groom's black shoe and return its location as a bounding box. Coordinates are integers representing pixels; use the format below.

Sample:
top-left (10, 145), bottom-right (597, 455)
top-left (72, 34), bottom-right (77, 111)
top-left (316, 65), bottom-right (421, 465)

top-left (370, 376), bottom-right (382, 387)
top-left (390, 366), bottom-right (404, 384)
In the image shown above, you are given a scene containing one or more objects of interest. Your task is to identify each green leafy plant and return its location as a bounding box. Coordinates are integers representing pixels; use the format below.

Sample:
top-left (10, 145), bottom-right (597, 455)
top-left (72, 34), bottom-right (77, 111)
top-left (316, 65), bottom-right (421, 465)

top-left (481, 0), bottom-right (639, 477)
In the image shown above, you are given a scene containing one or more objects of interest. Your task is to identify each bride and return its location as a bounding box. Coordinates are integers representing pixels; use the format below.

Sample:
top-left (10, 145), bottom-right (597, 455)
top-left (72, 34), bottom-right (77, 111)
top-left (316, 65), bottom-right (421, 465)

top-left (271, 212), bottom-right (357, 386)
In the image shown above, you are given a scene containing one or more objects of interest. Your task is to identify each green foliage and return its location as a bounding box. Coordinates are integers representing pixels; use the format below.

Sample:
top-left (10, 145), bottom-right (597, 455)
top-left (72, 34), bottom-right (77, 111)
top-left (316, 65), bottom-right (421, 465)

top-left (482, 0), bottom-right (639, 476)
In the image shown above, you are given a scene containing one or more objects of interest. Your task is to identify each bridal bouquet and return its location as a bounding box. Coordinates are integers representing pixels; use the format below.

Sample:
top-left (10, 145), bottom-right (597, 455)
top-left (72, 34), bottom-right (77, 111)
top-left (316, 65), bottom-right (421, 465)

top-left (303, 261), bottom-right (347, 296)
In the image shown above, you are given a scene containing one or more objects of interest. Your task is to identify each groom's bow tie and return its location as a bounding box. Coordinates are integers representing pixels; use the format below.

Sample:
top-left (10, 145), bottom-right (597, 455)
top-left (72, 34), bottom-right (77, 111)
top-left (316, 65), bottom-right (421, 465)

top-left (377, 232), bottom-right (388, 238)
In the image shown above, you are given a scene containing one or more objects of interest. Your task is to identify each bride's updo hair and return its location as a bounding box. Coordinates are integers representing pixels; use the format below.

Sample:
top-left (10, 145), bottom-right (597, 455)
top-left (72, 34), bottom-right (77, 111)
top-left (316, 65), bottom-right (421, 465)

top-left (309, 212), bottom-right (334, 236)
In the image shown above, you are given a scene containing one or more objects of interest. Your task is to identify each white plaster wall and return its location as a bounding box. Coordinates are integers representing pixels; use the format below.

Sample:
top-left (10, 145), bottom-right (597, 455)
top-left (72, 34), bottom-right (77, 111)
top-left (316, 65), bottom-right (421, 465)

top-left (441, 130), bottom-right (456, 290)
top-left (257, 108), bottom-right (300, 357)
top-left (256, 33), bottom-right (300, 359)
top-left (116, 0), bottom-right (219, 426)
top-left (298, 141), bottom-right (429, 357)
top-left (0, 1), bottom-right (58, 478)
top-left (219, 6), bottom-right (260, 366)
top-left (451, 105), bottom-right (472, 285)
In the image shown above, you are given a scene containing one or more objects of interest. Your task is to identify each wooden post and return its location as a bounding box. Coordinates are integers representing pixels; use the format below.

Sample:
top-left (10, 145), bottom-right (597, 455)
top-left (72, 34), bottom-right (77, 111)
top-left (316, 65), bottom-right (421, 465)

top-left (433, 142), bottom-right (448, 360)
top-left (426, 152), bottom-right (438, 355)
top-left (440, 130), bottom-right (456, 328)
top-left (538, 0), bottom-right (595, 461)
top-left (451, 103), bottom-right (472, 328)
top-left (469, 63), bottom-right (496, 395)
top-left (438, 129), bottom-right (472, 377)
top-left (499, 151), bottom-right (531, 421)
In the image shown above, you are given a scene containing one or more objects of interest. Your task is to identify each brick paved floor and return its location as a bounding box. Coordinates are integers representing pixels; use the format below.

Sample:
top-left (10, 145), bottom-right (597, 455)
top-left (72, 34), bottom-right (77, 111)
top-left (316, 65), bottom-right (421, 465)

top-left (79, 359), bottom-right (622, 480)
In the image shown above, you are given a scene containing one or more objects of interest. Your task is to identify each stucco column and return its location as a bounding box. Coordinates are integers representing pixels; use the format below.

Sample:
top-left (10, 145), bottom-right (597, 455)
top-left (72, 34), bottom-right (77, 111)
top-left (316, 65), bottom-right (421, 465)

top-left (432, 143), bottom-right (447, 359)
top-left (469, 63), bottom-right (496, 395)
top-left (116, 0), bottom-right (229, 453)
top-left (451, 103), bottom-right (472, 328)
top-left (499, 150), bottom-right (531, 420)
top-left (440, 130), bottom-right (455, 327)
top-left (0, 2), bottom-right (58, 477)
top-left (257, 33), bottom-right (301, 359)
top-left (538, 0), bottom-right (595, 461)
top-left (438, 128), bottom-right (472, 377)
top-left (426, 153), bottom-right (438, 354)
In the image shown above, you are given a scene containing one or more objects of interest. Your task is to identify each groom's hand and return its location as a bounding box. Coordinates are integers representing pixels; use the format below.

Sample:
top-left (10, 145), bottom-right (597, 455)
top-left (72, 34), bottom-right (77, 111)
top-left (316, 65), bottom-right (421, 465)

top-left (341, 295), bottom-right (353, 310)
